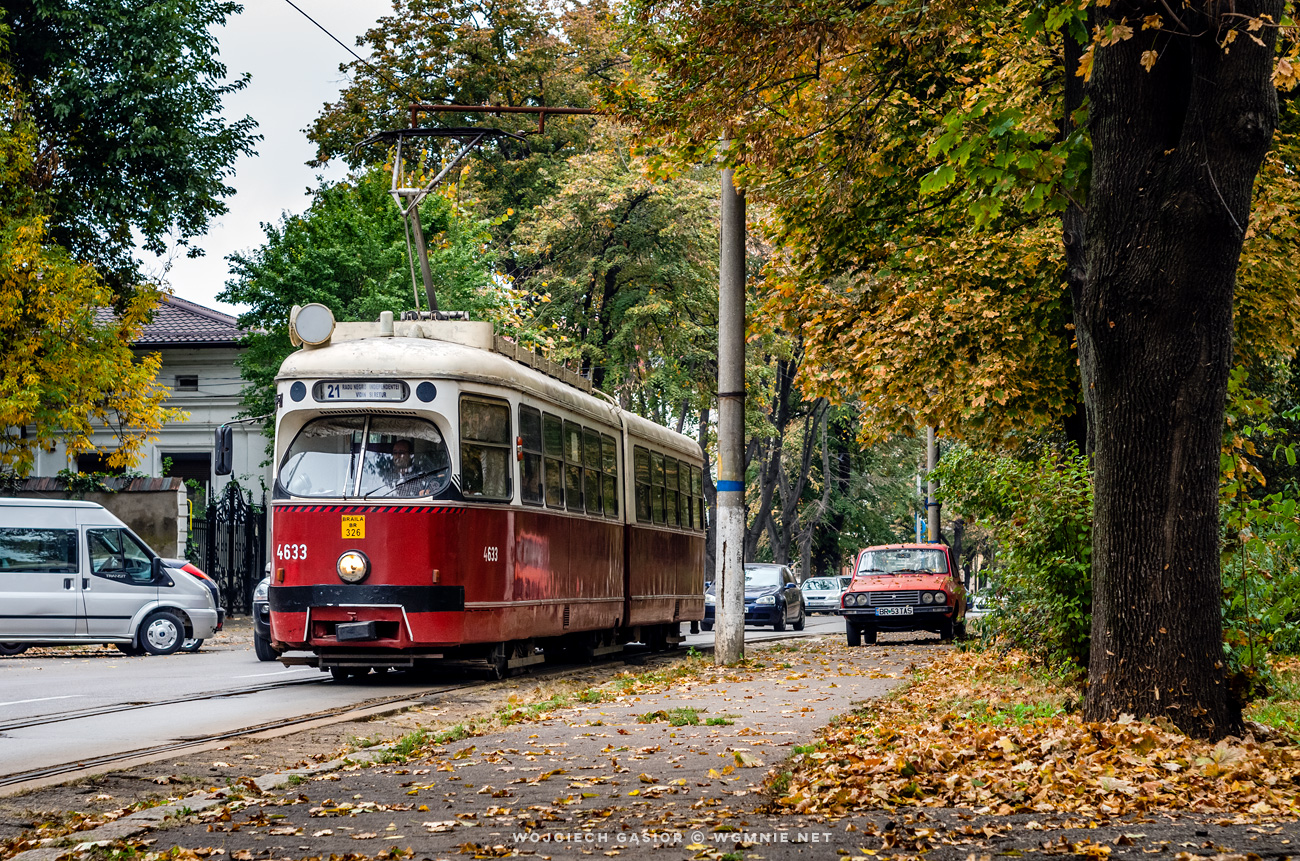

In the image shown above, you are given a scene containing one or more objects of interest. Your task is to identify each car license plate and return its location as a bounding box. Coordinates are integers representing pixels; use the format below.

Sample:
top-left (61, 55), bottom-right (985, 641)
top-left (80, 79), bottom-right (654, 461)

top-left (876, 606), bottom-right (913, 617)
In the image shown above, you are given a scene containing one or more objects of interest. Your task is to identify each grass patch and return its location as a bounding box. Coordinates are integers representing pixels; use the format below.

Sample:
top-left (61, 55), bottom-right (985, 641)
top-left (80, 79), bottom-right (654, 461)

top-left (1245, 659), bottom-right (1300, 740)
top-left (377, 728), bottom-right (430, 763)
top-left (499, 694), bottom-right (569, 725)
top-left (639, 707), bottom-right (702, 726)
top-left (952, 699), bottom-right (1064, 726)
top-left (705, 716), bottom-right (734, 726)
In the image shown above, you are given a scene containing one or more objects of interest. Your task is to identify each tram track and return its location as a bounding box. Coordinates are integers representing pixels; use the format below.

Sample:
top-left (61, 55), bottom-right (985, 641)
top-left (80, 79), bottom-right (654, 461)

top-left (0, 629), bottom-right (824, 794)
top-left (0, 644), bottom-right (675, 792)
top-left (0, 674), bottom-right (328, 733)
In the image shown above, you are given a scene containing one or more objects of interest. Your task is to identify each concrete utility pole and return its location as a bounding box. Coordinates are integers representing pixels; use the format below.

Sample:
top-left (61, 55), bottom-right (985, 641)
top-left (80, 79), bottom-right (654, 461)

top-left (715, 146), bottom-right (746, 666)
top-left (926, 426), bottom-right (940, 542)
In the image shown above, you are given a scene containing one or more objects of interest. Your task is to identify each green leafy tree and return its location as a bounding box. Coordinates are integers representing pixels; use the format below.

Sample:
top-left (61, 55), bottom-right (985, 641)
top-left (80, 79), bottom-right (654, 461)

top-left (222, 166), bottom-right (510, 427)
top-left (2, 0), bottom-right (258, 292)
top-left (621, 0), bottom-right (1294, 738)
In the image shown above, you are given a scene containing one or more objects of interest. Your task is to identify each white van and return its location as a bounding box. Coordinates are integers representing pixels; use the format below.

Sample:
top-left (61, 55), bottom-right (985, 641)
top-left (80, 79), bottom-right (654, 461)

top-left (0, 499), bottom-right (219, 656)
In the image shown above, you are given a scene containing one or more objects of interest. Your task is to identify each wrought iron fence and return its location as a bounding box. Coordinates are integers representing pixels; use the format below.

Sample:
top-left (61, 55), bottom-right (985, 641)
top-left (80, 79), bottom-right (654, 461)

top-left (189, 481), bottom-right (266, 615)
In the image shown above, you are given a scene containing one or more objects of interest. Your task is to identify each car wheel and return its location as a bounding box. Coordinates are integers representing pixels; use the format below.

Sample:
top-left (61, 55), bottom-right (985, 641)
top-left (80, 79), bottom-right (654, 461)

top-left (254, 631), bottom-right (279, 662)
top-left (116, 642), bottom-right (146, 657)
top-left (773, 607), bottom-right (787, 632)
top-left (863, 625), bottom-right (878, 645)
top-left (0, 643), bottom-right (28, 656)
top-left (846, 623), bottom-right (861, 647)
top-left (140, 609), bottom-right (186, 656)
top-left (955, 619), bottom-right (968, 640)
top-left (701, 621), bottom-right (713, 632)
top-left (939, 619), bottom-right (955, 642)
top-left (793, 605), bottom-right (806, 631)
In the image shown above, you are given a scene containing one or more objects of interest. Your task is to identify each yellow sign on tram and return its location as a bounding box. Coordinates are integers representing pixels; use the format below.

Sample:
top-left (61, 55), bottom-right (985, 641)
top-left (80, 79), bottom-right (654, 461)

top-left (342, 515), bottom-right (365, 539)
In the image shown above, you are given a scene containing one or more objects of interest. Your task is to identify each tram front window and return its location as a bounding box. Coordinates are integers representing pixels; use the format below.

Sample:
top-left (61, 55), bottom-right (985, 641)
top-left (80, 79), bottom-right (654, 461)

top-left (275, 415), bottom-right (451, 499)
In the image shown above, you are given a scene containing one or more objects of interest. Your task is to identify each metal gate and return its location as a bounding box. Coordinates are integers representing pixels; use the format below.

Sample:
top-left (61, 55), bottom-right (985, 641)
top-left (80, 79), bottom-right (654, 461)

top-left (191, 482), bottom-right (266, 615)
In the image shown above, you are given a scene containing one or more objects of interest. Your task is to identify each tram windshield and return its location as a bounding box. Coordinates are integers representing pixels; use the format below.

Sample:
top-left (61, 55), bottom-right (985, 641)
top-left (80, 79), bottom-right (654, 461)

top-left (275, 415), bottom-right (452, 499)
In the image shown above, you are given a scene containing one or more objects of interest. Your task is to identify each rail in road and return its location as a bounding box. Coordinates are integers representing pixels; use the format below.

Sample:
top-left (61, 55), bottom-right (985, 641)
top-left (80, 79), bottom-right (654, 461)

top-left (0, 616), bottom-right (844, 794)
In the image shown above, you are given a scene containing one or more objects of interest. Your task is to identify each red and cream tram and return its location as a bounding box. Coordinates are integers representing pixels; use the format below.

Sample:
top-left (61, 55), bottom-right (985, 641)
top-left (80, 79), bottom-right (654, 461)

top-left (260, 305), bottom-right (705, 678)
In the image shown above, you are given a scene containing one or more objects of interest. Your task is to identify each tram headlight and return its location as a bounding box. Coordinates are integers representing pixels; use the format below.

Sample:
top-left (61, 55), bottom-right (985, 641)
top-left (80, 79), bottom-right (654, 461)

top-left (337, 550), bottom-right (370, 584)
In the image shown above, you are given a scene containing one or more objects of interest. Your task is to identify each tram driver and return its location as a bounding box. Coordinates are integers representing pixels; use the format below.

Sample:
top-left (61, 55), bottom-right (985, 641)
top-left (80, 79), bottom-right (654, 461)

top-left (386, 439), bottom-right (438, 496)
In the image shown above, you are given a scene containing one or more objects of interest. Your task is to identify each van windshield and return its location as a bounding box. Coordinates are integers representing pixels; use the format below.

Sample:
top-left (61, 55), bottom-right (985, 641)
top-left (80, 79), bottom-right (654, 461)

top-left (275, 415), bottom-right (452, 500)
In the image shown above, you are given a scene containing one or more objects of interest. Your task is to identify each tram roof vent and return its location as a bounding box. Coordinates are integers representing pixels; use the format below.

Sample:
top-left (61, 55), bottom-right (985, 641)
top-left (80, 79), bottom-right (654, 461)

top-left (493, 334), bottom-right (592, 393)
top-left (329, 318), bottom-right (494, 351)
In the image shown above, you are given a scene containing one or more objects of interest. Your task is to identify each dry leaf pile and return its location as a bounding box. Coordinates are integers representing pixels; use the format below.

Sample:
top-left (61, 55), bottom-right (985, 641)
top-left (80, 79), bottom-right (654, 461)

top-left (773, 649), bottom-right (1300, 819)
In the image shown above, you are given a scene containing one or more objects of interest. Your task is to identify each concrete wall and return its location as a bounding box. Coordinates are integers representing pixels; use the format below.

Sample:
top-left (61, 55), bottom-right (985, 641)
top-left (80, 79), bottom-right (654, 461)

top-left (7, 477), bottom-right (188, 558)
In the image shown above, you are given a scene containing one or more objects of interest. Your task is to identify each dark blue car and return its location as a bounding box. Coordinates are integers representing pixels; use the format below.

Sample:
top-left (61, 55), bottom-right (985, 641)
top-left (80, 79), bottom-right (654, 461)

top-left (702, 563), bottom-right (805, 632)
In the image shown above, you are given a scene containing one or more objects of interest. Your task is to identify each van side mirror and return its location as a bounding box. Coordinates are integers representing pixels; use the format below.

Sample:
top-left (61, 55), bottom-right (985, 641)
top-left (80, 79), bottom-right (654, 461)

top-left (151, 557), bottom-right (164, 581)
top-left (214, 425), bottom-right (233, 475)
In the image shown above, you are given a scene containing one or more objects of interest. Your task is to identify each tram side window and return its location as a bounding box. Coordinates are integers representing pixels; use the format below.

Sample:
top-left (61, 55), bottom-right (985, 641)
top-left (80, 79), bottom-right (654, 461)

top-left (601, 435), bottom-right (619, 518)
top-left (543, 413), bottom-right (565, 509)
top-left (650, 451), bottom-right (666, 524)
top-left (519, 406), bottom-right (543, 506)
top-left (692, 465), bottom-right (704, 532)
top-left (460, 397), bottom-right (512, 501)
top-left (564, 420), bottom-right (585, 512)
top-left (583, 427), bottom-right (602, 515)
top-left (634, 447), bottom-right (651, 522)
top-left (665, 458), bottom-right (680, 527)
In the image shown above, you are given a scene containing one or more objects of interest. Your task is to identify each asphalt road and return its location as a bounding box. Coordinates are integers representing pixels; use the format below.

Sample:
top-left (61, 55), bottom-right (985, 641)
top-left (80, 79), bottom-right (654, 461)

top-left (0, 612), bottom-right (847, 784)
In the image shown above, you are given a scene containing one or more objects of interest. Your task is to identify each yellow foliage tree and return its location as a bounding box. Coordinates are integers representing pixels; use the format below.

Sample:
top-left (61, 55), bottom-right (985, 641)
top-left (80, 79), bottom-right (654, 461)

top-left (0, 60), bottom-right (176, 476)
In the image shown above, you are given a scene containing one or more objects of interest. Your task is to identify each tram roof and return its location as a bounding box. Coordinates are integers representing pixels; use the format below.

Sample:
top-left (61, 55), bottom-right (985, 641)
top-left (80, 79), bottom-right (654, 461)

top-left (278, 333), bottom-right (702, 462)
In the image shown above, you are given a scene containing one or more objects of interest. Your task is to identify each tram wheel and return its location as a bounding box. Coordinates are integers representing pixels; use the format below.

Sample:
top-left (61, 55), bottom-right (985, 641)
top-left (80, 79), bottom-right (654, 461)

top-left (330, 666), bottom-right (359, 682)
top-left (487, 643), bottom-right (510, 680)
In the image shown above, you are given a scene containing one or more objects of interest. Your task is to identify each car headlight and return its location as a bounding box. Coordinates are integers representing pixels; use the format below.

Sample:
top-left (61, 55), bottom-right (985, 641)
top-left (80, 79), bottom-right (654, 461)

top-left (253, 578), bottom-right (270, 602)
top-left (337, 551), bottom-right (370, 584)
top-left (755, 595), bottom-right (775, 605)
top-left (705, 593), bottom-right (716, 605)
top-left (934, 591), bottom-right (948, 605)
top-left (922, 592), bottom-right (934, 605)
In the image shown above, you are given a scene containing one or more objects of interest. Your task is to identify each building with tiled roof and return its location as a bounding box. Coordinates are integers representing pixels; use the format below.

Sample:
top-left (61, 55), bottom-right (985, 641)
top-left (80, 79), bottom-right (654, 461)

top-left (34, 294), bottom-right (272, 498)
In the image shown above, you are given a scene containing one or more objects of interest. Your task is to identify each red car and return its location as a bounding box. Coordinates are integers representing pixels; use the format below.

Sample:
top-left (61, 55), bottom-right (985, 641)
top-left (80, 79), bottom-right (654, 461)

top-left (840, 543), bottom-right (966, 645)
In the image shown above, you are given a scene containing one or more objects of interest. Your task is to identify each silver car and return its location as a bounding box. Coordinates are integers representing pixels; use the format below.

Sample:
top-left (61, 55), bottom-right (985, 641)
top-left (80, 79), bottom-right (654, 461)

top-left (0, 499), bottom-right (219, 656)
top-left (801, 575), bottom-right (850, 614)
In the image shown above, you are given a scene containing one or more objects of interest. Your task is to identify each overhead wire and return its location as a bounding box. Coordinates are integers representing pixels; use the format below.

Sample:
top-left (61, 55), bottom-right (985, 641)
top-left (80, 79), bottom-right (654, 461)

top-left (278, 0), bottom-right (427, 107)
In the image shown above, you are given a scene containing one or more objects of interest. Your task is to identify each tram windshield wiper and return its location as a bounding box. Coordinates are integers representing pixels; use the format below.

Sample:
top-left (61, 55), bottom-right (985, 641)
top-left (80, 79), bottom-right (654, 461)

top-left (363, 470), bottom-right (445, 499)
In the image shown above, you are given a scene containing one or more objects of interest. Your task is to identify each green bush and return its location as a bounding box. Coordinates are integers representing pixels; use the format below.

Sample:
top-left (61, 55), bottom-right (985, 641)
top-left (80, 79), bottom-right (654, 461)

top-left (934, 444), bottom-right (1092, 669)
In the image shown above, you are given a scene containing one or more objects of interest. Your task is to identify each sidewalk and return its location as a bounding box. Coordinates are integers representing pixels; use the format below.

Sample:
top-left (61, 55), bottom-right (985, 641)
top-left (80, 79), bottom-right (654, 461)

top-left (20, 634), bottom-right (1300, 861)
top-left (141, 636), bottom-right (924, 858)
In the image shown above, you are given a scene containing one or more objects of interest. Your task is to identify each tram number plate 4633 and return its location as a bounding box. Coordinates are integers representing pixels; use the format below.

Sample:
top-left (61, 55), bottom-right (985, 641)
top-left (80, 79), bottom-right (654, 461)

top-left (342, 515), bottom-right (365, 539)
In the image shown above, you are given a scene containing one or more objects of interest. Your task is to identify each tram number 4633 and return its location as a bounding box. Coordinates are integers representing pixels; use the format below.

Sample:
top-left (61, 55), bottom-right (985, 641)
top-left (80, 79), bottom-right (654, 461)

top-left (278, 543), bottom-right (307, 560)
top-left (483, 546), bottom-right (499, 562)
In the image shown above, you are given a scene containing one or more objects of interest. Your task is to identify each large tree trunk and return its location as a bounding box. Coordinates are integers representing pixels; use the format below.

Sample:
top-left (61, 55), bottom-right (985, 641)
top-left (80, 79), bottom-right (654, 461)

top-left (1080, 1), bottom-right (1280, 738)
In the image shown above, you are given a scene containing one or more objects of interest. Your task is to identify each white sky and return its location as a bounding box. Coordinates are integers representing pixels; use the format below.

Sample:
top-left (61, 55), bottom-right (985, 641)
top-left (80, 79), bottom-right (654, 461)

top-left (141, 0), bottom-right (392, 316)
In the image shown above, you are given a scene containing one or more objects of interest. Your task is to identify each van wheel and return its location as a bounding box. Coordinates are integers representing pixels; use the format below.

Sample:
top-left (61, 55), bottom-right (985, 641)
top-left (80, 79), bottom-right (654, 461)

top-left (140, 610), bottom-right (185, 655)
top-left (254, 632), bottom-right (279, 662)
top-left (0, 643), bottom-right (28, 656)
top-left (116, 642), bottom-right (146, 657)
top-left (180, 638), bottom-right (203, 652)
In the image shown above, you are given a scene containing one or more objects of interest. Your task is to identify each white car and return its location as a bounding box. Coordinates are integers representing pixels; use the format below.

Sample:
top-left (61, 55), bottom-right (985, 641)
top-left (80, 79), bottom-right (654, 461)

top-left (801, 575), bottom-right (850, 614)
